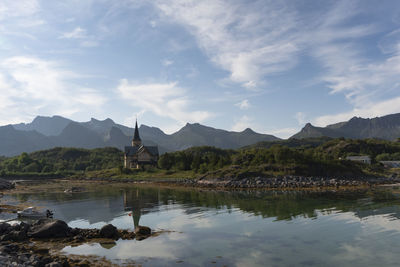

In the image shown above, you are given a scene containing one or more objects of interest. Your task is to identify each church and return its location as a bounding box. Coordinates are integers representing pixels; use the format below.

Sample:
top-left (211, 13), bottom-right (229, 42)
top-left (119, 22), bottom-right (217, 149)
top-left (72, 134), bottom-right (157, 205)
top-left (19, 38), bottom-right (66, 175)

top-left (124, 120), bottom-right (159, 169)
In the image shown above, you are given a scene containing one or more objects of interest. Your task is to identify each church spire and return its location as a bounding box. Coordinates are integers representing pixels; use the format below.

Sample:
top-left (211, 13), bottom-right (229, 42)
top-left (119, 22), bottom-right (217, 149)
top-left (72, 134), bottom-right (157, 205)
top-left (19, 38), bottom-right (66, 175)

top-left (132, 119), bottom-right (142, 146)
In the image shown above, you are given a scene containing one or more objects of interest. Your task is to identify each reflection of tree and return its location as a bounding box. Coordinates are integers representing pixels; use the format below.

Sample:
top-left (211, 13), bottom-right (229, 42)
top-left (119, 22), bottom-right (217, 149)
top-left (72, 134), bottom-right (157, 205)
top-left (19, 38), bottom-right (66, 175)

top-left (11, 185), bottom-right (400, 225)
top-left (122, 186), bottom-right (400, 222)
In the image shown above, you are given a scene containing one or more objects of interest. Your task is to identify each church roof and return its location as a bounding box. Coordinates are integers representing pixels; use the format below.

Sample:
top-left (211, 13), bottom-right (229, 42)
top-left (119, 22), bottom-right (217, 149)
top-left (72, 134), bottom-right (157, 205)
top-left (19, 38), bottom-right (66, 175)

top-left (125, 146), bottom-right (140, 156)
top-left (125, 145), bottom-right (159, 156)
top-left (143, 146), bottom-right (159, 156)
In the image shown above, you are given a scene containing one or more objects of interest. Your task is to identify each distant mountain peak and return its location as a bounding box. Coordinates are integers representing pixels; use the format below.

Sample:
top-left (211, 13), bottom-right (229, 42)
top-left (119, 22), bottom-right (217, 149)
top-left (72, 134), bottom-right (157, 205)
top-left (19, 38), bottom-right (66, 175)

top-left (242, 128), bottom-right (255, 134)
top-left (291, 113), bottom-right (400, 140)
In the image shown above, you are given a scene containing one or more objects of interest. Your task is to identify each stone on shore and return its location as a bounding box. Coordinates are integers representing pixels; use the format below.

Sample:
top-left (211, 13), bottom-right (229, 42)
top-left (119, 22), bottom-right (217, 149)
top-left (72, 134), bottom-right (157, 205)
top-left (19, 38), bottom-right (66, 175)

top-left (99, 224), bottom-right (119, 239)
top-left (0, 178), bottom-right (14, 190)
top-left (28, 219), bottom-right (71, 238)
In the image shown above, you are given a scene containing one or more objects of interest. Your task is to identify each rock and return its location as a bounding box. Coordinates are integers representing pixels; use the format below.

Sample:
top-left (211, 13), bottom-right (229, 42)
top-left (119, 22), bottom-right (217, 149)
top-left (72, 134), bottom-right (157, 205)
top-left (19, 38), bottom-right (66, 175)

top-left (64, 187), bottom-right (85, 193)
top-left (0, 222), bottom-right (11, 234)
top-left (1, 230), bottom-right (27, 241)
top-left (0, 178), bottom-right (14, 190)
top-left (46, 262), bottom-right (62, 267)
top-left (134, 225), bottom-right (151, 236)
top-left (28, 219), bottom-right (71, 238)
top-left (99, 224), bottom-right (119, 239)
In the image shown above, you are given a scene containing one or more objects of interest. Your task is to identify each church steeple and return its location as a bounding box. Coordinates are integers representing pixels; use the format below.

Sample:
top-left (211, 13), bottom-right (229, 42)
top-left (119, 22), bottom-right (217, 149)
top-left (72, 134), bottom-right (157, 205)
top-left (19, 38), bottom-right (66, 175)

top-left (132, 119), bottom-right (142, 147)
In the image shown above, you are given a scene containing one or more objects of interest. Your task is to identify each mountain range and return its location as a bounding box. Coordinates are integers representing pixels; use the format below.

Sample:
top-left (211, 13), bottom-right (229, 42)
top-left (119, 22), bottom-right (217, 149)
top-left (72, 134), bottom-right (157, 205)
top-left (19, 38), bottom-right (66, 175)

top-left (291, 113), bottom-right (400, 140)
top-left (0, 116), bottom-right (279, 156)
top-left (2, 112), bottom-right (399, 157)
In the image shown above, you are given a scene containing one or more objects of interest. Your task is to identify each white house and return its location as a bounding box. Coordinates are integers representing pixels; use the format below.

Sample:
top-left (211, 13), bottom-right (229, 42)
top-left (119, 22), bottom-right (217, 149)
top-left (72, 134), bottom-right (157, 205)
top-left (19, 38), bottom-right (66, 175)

top-left (346, 155), bottom-right (371, 165)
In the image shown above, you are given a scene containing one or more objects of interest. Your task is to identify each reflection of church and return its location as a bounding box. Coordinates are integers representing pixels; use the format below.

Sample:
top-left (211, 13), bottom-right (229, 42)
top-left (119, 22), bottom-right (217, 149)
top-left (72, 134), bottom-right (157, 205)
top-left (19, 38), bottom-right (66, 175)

top-left (123, 188), bottom-right (161, 228)
top-left (124, 120), bottom-right (159, 169)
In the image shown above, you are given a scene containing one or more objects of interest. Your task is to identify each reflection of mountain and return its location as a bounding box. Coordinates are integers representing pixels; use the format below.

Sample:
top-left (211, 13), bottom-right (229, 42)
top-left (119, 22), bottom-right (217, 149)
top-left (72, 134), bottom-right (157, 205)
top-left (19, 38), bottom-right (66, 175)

top-left (51, 196), bottom-right (124, 224)
top-left (12, 186), bottom-right (400, 226)
top-left (13, 190), bottom-right (125, 225)
top-left (354, 206), bottom-right (400, 220)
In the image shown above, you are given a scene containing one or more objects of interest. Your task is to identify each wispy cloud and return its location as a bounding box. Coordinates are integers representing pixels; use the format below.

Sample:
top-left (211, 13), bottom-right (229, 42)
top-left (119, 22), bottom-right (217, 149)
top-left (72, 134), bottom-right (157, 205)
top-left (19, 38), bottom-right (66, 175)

top-left (0, 56), bottom-right (106, 125)
top-left (295, 112), bottom-right (306, 125)
top-left (231, 115), bottom-right (253, 132)
top-left (151, 0), bottom-right (400, 127)
top-left (235, 99), bottom-right (250, 110)
top-left (116, 79), bottom-right (212, 130)
top-left (151, 0), bottom-right (299, 89)
top-left (162, 59), bottom-right (174, 66)
top-left (59, 27), bottom-right (87, 39)
top-left (0, 0), bottom-right (40, 21)
top-left (59, 26), bottom-right (99, 47)
top-left (0, 0), bottom-right (44, 36)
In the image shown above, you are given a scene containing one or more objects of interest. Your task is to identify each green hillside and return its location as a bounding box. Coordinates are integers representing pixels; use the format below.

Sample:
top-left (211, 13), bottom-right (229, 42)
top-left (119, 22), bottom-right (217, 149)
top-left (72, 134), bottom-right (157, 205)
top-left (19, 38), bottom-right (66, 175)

top-left (0, 138), bottom-right (399, 179)
top-left (0, 147), bottom-right (123, 177)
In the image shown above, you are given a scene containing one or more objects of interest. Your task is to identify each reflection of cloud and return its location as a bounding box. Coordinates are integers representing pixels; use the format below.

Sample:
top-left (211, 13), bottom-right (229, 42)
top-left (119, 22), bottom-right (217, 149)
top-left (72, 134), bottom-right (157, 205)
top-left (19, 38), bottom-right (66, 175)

top-left (154, 208), bottom-right (214, 230)
top-left (115, 237), bottom-right (179, 260)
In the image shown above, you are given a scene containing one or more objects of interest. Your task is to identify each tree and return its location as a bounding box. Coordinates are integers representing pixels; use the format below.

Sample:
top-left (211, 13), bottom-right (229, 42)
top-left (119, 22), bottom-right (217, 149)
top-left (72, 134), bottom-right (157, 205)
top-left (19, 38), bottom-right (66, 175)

top-left (158, 153), bottom-right (173, 170)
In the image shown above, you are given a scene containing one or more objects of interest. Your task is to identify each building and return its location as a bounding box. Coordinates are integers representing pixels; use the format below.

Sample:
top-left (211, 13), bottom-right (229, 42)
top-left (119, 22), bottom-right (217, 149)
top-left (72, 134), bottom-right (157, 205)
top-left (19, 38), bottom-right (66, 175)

top-left (124, 120), bottom-right (159, 169)
top-left (346, 155), bottom-right (371, 165)
top-left (379, 161), bottom-right (400, 168)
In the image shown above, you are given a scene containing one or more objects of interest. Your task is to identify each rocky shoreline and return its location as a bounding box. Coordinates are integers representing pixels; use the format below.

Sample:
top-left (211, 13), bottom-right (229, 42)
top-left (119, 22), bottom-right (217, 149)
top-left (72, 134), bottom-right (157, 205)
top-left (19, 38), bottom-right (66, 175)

top-left (74, 175), bottom-right (400, 190)
top-left (0, 218), bottom-right (152, 266)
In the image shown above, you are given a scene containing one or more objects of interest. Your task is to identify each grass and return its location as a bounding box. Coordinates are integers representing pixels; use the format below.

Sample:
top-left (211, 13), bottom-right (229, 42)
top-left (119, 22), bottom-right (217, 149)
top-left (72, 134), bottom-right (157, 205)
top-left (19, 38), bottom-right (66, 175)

top-left (70, 167), bottom-right (199, 180)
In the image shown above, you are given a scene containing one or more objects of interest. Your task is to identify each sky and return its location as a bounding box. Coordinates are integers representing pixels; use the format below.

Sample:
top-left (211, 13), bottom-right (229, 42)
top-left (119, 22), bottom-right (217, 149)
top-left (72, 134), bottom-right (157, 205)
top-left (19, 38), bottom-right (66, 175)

top-left (1, 0), bottom-right (400, 138)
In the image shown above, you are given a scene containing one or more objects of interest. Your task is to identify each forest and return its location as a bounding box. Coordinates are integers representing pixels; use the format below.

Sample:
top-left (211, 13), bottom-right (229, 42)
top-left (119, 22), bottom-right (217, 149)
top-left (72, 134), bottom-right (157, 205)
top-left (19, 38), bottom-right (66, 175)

top-left (0, 138), bottom-right (399, 179)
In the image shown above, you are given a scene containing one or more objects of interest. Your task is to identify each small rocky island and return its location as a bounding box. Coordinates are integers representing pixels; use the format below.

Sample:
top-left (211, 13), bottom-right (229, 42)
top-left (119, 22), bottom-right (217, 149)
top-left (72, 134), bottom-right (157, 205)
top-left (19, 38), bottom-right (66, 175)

top-left (0, 218), bottom-right (152, 266)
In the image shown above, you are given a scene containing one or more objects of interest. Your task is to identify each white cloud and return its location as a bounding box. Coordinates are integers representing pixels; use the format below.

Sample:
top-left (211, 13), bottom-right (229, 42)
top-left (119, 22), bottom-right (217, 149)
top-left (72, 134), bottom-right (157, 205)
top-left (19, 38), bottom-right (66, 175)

top-left (0, 0), bottom-right (40, 21)
top-left (162, 59), bottom-right (174, 66)
top-left (80, 40), bottom-right (99, 47)
top-left (235, 99), bottom-right (250, 110)
top-left (294, 112), bottom-right (306, 125)
top-left (151, 0), bottom-right (299, 89)
top-left (59, 27), bottom-right (99, 47)
top-left (0, 56), bottom-right (106, 125)
top-left (149, 20), bottom-right (157, 28)
top-left (116, 79), bottom-right (212, 129)
top-left (231, 115), bottom-right (253, 132)
top-left (151, 0), bottom-right (400, 127)
top-left (59, 27), bottom-right (87, 39)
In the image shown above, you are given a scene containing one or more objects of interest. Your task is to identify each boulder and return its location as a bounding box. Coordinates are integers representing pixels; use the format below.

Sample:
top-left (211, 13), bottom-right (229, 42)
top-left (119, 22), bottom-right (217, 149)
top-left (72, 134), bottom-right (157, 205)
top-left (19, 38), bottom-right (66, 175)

top-left (0, 222), bottom-right (11, 235)
top-left (28, 219), bottom-right (71, 238)
top-left (0, 179), bottom-right (14, 190)
top-left (99, 224), bottom-right (119, 239)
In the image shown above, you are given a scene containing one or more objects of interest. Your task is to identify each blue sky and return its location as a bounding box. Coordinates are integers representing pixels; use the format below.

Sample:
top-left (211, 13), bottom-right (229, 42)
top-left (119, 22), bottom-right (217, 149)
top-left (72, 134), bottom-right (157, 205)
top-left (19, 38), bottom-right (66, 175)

top-left (1, 0), bottom-right (400, 138)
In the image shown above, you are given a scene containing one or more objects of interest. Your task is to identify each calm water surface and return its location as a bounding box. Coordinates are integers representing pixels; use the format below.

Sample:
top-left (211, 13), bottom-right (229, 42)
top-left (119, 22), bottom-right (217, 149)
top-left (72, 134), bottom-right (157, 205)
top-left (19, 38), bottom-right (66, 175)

top-left (4, 184), bottom-right (400, 266)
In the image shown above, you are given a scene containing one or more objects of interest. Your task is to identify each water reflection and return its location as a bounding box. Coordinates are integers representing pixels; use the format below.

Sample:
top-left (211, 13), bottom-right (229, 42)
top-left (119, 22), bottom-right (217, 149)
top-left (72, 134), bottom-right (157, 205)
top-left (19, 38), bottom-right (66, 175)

top-left (8, 185), bottom-right (400, 266)
top-left (9, 186), bottom-right (400, 226)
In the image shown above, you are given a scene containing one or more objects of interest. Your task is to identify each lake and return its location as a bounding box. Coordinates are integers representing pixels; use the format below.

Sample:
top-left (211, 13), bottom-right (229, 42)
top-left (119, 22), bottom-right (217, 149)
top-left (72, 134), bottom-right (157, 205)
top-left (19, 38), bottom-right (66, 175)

top-left (4, 183), bottom-right (400, 266)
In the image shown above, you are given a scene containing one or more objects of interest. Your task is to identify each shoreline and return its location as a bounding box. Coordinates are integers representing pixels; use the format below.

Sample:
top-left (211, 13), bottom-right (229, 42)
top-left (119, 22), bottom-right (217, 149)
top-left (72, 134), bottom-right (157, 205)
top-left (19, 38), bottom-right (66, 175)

top-left (67, 175), bottom-right (400, 191)
top-left (3, 175), bottom-right (400, 194)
